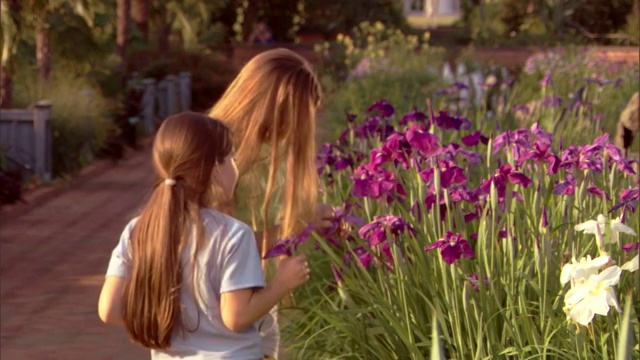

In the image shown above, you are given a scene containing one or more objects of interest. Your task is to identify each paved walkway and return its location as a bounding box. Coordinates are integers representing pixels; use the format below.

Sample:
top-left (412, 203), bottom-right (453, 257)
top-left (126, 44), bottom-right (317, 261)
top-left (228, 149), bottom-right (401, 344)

top-left (1, 148), bottom-right (154, 359)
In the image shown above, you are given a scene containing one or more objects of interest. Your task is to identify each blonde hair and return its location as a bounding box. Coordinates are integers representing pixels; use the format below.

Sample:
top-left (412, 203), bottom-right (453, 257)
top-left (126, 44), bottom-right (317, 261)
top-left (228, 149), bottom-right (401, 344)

top-left (208, 48), bottom-right (322, 255)
top-left (122, 112), bottom-right (232, 349)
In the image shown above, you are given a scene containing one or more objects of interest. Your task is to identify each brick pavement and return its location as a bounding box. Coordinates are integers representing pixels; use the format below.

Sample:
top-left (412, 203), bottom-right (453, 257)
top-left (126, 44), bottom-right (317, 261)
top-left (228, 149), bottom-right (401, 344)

top-left (0, 147), bottom-right (154, 359)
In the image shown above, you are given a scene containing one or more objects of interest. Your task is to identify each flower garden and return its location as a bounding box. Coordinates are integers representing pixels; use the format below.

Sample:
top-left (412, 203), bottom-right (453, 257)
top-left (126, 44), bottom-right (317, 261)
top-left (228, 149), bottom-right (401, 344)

top-left (273, 27), bottom-right (640, 359)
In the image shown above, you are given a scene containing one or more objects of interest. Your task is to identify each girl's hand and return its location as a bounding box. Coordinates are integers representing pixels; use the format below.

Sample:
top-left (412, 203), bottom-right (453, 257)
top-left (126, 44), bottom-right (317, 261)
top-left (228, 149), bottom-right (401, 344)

top-left (273, 254), bottom-right (310, 291)
top-left (313, 203), bottom-right (334, 231)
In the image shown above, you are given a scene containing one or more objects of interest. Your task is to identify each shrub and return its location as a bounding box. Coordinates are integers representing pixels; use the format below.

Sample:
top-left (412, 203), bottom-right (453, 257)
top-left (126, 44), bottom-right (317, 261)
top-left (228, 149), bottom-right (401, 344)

top-left (128, 49), bottom-right (239, 112)
top-left (13, 65), bottom-right (116, 177)
top-left (0, 147), bottom-right (24, 205)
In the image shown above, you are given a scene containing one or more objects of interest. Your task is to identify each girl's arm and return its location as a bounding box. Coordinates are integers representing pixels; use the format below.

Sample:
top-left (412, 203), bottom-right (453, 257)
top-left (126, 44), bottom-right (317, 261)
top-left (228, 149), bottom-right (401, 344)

top-left (98, 276), bottom-right (126, 325)
top-left (220, 254), bottom-right (308, 332)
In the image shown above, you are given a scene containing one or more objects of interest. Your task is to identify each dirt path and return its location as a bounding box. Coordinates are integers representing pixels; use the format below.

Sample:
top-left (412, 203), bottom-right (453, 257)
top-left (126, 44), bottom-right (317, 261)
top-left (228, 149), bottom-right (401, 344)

top-left (0, 148), bottom-right (154, 359)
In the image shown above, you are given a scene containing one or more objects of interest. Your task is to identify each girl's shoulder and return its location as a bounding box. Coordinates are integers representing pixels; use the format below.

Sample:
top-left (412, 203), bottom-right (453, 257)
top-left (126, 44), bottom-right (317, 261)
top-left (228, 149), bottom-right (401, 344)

top-left (201, 208), bottom-right (255, 241)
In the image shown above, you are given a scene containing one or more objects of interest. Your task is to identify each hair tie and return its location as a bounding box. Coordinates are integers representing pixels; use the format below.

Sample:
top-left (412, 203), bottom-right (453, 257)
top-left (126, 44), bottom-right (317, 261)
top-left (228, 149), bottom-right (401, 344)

top-left (164, 178), bottom-right (176, 186)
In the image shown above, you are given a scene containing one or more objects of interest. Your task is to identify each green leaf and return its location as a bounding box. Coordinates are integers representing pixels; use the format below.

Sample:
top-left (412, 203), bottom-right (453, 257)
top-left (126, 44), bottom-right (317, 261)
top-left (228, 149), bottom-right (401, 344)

top-left (616, 292), bottom-right (636, 360)
top-left (430, 313), bottom-right (445, 360)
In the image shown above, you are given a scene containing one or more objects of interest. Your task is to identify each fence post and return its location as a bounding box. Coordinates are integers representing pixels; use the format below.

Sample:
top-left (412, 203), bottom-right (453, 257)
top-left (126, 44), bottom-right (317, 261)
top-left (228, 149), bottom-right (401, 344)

top-left (33, 100), bottom-right (52, 181)
top-left (165, 75), bottom-right (177, 116)
top-left (142, 78), bottom-right (157, 133)
top-left (179, 71), bottom-right (192, 111)
top-left (156, 79), bottom-right (168, 120)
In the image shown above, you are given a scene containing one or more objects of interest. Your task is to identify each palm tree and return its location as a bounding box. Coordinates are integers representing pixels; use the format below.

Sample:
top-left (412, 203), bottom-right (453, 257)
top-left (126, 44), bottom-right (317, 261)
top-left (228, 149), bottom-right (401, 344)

top-left (117, 0), bottom-right (131, 75)
top-left (0, 0), bottom-right (20, 108)
top-left (132, 0), bottom-right (149, 44)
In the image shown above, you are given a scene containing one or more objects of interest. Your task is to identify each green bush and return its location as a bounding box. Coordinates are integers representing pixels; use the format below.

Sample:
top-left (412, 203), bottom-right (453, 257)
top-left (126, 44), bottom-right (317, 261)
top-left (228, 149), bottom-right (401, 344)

top-left (315, 22), bottom-right (445, 140)
top-left (127, 49), bottom-right (239, 112)
top-left (13, 65), bottom-right (116, 177)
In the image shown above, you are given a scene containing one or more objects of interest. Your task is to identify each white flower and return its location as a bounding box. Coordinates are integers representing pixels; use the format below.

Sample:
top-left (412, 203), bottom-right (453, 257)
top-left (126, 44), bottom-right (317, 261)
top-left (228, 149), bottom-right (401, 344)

top-left (621, 255), bottom-right (639, 272)
top-left (574, 214), bottom-right (637, 251)
top-left (610, 216), bottom-right (637, 244)
top-left (563, 266), bottom-right (622, 326)
top-left (560, 255), bottom-right (611, 286)
top-left (574, 214), bottom-right (606, 234)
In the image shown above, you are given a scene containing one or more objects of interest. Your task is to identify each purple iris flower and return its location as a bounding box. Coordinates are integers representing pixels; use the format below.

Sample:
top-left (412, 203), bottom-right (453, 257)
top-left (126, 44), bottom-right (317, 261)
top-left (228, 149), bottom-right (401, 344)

top-left (434, 111), bottom-right (472, 131)
top-left (352, 165), bottom-right (406, 202)
top-left (337, 128), bottom-right (351, 145)
top-left (455, 148), bottom-right (483, 164)
top-left (331, 264), bottom-right (343, 283)
top-left (541, 206), bottom-right (549, 228)
top-left (317, 203), bottom-right (365, 247)
top-left (424, 231), bottom-right (474, 265)
top-left (530, 123), bottom-right (554, 145)
top-left (541, 96), bottom-right (562, 108)
top-left (603, 144), bottom-right (637, 175)
top-left (441, 166), bottom-right (468, 188)
top-left (587, 185), bottom-right (610, 200)
top-left (512, 104), bottom-right (530, 115)
top-left (381, 132), bottom-right (412, 169)
top-left (479, 164), bottom-right (532, 201)
top-left (593, 133), bottom-right (609, 147)
top-left (604, 143), bottom-right (624, 162)
top-left (464, 211), bottom-right (479, 223)
top-left (353, 117), bottom-right (395, 141)
top-left (317, 143), bottom-right (336, 170)
top-left (366, 99), bottom-right (395, 118)
top-left (347, 246), bottom-right (373, 268)
top-left (264, 225), bottom-right (315, 259)
top-left (450, 187), bottom-right (478, 204)
top-left (622, 242), bottom-right (640, 252)
top-left (609, 187), bottom-right (640, 213)
top-left (358, 215), bottom-right (416, 247)
top-left (614, 77), bottom-right (624, 88)
top-left (461, 131), bottom-right (489, 147)
top-left (584, 77), bottom-right (611, 87)
top-left (399, 109), bottom-right (428, 126)
top-left (466, 273), bottom-right (490, 291)
top-left (517, 141), bottom-right (560, 175)
top-left (553, 175), bottom-right (576, 196)
top-left (453, 81), bottom-right (469, 91)
top-left (492, 129), bottom-right (531, 155)
top-left (540, 72), bottom-right (553, 88)
top-left (405, 123), bottom-right (441, 157)
top-left (560, 145), bottom-right (604, 172)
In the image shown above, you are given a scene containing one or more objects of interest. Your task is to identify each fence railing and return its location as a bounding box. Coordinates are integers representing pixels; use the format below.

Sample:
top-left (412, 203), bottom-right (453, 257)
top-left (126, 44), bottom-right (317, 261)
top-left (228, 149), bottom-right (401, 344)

top-left (132, 72), bottom-right (192, 133)
top-left (0, 72), bottom-right (191, 182)
top-left (0, 101), bottom-right (53, 181)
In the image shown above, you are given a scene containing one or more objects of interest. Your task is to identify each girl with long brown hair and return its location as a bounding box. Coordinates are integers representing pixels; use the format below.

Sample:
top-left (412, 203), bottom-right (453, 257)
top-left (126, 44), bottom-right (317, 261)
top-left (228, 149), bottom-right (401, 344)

top-left (98, 112), bottom-right (309, 359)
top-left (208, 48), bottom-right (333, 358)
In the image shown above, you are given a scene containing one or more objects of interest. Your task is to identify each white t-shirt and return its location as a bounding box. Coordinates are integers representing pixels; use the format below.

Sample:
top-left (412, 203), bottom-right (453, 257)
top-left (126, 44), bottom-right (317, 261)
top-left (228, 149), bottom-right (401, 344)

top-left (106, 208), bottom-right (266, 359)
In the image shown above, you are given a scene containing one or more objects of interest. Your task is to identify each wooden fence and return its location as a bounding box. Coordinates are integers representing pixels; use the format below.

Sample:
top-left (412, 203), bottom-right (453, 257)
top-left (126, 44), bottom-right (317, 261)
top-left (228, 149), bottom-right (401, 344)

top-left (0, 72), bottom-right (191, 181)
top-left (131, 71), bottom-right (192, 133)
top-left (0, 101), bottom-right (53, 181)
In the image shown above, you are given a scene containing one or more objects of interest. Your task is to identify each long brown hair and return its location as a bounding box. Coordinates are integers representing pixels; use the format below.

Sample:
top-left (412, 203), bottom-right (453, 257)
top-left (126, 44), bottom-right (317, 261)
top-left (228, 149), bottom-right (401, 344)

top-left (208, 48), bottom-right (322, 255)
top-left (122, 112), bottom-right (232, 349)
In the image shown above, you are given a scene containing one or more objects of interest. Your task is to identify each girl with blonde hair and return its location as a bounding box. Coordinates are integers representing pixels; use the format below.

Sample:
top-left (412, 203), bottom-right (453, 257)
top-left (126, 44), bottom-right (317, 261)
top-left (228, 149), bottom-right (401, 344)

top-left (208, 48), bottom-right (333, 358)
top-left (98, 112), bottom-right (310, 359)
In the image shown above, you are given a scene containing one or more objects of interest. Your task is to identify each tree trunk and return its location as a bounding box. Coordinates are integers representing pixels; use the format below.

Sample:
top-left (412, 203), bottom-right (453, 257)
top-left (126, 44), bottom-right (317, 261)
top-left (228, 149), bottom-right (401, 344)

top-left (242, 0), bottom-right (260, 43)
top-left (0, 65), bottom-right (12, 109)
top-left (117, 0), bottom-right (131, 78)
top-left (36, 24), bottom-right (51, 90)
top-left (157, 7), bottom-right (171, 55)
top-left (131, 0), bottom-right (149, 44)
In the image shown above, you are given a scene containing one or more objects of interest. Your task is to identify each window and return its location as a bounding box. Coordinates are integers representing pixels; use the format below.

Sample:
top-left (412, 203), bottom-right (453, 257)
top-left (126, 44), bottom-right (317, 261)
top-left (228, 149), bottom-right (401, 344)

top-left (409, 0), bottom-right (425, 11)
